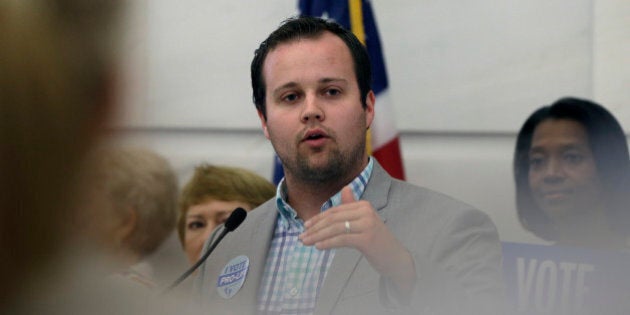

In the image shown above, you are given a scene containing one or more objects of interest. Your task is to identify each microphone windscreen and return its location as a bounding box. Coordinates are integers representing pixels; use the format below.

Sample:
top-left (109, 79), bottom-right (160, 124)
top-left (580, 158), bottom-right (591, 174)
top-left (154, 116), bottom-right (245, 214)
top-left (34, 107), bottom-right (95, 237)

top-left (224, 207), bottom-right (247, 231)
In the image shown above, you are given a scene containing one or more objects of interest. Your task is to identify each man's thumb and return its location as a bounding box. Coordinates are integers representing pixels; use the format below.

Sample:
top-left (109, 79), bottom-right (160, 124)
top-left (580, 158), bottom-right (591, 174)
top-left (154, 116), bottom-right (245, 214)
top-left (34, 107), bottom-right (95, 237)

top-left (341, 185), bottom-right (355, 204)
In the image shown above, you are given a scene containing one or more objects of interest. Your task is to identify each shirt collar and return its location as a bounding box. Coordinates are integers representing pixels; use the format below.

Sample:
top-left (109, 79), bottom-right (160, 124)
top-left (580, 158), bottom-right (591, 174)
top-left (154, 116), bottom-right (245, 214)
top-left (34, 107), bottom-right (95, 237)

top-left (275, 158), bottom-right (374, 222)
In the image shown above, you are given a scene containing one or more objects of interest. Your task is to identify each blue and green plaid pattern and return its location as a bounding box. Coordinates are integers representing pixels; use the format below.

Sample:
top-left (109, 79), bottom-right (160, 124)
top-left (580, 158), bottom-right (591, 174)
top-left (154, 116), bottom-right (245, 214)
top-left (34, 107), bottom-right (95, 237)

top-left (257, 159), bottom-right (374, 315)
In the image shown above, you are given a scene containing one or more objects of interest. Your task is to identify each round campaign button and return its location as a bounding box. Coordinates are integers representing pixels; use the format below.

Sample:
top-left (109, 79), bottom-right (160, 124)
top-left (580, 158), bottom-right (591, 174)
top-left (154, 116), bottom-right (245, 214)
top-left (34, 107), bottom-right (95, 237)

top-left (216, 255), bottom-right (249, 299)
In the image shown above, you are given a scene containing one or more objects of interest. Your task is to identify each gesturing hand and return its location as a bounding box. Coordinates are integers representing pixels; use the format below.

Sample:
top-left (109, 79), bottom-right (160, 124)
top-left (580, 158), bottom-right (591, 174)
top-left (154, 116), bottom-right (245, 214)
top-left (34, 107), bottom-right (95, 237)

top-left (299, 185), bottom-right (381, 253)
top-left (299, 185), bottom-right (416, 298)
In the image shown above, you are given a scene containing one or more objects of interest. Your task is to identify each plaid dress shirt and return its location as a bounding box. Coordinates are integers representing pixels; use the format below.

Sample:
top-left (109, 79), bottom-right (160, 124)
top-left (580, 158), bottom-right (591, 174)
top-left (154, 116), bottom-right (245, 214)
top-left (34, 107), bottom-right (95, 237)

top-left (257, 159), bottom-right (374, 315)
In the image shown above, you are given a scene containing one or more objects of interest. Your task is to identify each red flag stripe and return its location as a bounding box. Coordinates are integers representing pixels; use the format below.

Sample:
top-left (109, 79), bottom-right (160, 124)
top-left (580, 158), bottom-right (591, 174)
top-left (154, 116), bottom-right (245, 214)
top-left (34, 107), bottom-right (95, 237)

top-left (372, 136), bottom-right (405, 180)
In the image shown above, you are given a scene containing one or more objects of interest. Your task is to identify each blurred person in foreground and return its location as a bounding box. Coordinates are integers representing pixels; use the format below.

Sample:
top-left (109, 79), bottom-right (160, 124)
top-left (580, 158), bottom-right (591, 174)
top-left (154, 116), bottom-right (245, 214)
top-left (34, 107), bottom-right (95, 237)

top-left (0, 1), bottom-right (197, 314)
top-left (195, 16), bottom-right (505, 315)
top-left (177, 164), bottom-right (275, 266)
top-left (81, 147), bottom-right (178, 289)
top-left (0, 0), bottom-right (123, 309)
top-left (514, 97), bottom-right (630, 250)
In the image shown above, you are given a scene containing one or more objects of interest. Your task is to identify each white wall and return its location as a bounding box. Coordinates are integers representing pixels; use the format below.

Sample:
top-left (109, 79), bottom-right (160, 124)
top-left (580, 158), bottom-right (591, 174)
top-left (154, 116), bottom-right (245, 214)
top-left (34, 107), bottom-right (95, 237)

top-left (114, 0), bottom-right (630, 263)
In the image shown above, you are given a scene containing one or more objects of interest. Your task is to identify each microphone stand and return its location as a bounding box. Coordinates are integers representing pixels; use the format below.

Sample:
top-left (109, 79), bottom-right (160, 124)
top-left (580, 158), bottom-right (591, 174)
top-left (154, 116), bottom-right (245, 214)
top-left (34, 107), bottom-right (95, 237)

top-left (163, 225), bottom-right (227, 293)
top-left (162, 207), bottom-right (246, 294)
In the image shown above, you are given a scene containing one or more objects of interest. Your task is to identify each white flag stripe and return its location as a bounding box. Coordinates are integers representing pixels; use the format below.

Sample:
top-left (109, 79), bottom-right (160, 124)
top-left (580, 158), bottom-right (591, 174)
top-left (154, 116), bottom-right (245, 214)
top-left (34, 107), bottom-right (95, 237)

top-left (371, 90), bottom-right (398, 149)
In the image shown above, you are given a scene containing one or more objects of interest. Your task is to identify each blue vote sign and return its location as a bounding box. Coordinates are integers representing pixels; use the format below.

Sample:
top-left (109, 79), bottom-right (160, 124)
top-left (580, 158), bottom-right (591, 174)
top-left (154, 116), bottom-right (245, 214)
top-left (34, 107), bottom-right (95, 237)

top-left (502, 242), bottom-right (630, 315)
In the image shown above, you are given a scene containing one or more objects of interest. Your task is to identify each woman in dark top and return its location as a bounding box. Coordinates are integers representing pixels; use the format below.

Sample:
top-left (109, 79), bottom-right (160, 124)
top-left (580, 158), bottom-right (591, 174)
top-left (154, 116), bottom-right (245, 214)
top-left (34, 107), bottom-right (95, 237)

top-left (514, 97), bottom-right (630, 249)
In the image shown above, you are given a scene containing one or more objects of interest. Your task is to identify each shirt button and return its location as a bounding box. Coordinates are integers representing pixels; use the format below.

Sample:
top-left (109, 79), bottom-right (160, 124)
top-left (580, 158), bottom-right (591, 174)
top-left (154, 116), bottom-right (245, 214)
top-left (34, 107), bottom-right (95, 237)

top-left (289, 287), bottom-right (298, 296)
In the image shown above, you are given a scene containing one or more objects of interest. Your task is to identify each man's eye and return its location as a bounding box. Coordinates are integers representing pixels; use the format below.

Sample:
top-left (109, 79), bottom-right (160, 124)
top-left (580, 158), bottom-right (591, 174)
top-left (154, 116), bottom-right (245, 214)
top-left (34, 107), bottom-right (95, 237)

top-left (283, 93), bottom-right (299, 102)
top-left (325, 88), bottom-right (341, 96)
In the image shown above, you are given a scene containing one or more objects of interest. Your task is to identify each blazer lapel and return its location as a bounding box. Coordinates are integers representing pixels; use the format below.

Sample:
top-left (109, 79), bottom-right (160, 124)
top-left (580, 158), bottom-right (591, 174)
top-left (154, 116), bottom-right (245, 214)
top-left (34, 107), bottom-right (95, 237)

top-left (363, 161), bottom-right (393, 222)
top-left (314, 160), bottom-right (393, 314)
top-left (314, 247), bottom-right (363, 314)
top-left (231, 203), bottom-right (278, 312)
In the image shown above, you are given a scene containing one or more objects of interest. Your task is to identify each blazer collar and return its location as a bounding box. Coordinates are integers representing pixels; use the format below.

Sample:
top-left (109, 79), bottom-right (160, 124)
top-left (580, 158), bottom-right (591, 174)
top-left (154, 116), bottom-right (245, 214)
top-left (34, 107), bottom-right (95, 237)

top-left (362, 159), bottom-right (393, 220)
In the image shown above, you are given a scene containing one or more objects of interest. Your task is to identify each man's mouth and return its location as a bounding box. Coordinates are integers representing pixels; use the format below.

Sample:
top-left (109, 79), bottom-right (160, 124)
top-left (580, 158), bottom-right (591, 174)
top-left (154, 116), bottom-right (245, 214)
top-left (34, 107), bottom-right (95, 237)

top-left (302, 129), bottom-right (328, 141)
top-left (301, 129), bottom-right (330, 147)
top-left (305, 133), bottom-right (324, 140)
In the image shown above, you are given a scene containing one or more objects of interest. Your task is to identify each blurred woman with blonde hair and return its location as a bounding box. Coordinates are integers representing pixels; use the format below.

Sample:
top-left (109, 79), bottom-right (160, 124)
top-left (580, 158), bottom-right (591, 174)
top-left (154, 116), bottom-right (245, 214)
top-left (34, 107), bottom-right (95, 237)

top-left (177, 164), bottom-right (275, 265)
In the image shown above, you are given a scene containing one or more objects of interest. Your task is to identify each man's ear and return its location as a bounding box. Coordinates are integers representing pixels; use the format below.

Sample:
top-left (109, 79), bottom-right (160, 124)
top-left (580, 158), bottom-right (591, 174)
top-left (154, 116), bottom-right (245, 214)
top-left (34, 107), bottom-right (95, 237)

top-left (258, 109), bottom-right (270, 139)
top-left (365, 90), bottom-right (375, 129)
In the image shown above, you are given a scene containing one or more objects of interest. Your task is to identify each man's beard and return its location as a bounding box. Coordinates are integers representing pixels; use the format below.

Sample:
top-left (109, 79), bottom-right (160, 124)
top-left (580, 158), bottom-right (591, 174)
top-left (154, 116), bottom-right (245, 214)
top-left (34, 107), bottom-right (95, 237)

top-left (280, 139), bottom-right (365, 184)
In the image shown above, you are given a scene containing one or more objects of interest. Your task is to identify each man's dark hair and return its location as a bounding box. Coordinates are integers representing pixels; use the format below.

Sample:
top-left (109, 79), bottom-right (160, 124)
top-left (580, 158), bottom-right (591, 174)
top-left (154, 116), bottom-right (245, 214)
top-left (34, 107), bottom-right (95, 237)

top-left (251, 16), bottom-right (372, 120)
top-left (513, 97), bottom-right (630, 240)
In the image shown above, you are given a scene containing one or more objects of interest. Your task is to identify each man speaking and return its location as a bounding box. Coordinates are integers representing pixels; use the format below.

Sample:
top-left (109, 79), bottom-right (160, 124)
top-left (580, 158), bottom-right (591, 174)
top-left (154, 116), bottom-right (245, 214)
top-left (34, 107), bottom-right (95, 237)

top-left (195, 16), bottom-right (506, 315)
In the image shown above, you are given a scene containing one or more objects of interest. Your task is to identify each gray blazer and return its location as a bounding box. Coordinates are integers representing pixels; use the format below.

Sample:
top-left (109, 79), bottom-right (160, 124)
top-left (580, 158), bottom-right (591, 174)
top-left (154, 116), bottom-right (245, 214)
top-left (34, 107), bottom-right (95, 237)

top-left (196, 161), bottom-right (505, 315)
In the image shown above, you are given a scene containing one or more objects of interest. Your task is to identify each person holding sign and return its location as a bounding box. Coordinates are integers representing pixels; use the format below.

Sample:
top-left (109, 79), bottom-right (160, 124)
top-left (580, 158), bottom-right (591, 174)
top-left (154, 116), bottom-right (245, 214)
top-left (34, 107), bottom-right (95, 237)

top-left (507, 97), bottom-right (630, 314)
top-left (514, 97), bottom-right (630, 249)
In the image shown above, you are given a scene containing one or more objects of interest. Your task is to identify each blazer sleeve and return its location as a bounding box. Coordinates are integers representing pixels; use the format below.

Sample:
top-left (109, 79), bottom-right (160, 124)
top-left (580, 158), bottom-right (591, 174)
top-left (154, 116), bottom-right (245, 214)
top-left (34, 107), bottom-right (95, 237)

top-left (381, 207), bottom-right (507, 315)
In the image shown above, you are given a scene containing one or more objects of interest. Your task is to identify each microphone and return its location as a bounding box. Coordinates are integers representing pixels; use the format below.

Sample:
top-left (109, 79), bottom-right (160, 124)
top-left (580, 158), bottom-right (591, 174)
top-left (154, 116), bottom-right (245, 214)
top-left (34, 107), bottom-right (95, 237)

top-left (163, 207), bottom-right (247, 293)
top-left (223, 207), bottom-right (247, 232)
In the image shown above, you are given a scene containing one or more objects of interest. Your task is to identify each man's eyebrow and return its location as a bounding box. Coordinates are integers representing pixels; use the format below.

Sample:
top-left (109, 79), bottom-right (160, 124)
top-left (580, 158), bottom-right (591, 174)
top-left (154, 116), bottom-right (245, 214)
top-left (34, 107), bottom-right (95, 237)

top-left (319, 77), bottom-right (347, 84)
top-left (271, 82), bottom-right (299, 95)
top-left (271, 78), bottom-right (348, 95)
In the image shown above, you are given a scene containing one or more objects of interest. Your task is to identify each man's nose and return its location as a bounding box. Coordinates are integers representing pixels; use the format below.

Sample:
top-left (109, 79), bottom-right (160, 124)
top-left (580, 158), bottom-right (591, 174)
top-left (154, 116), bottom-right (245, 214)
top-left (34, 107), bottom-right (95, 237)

top-left (301, 94), bottom-right (324, 123)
